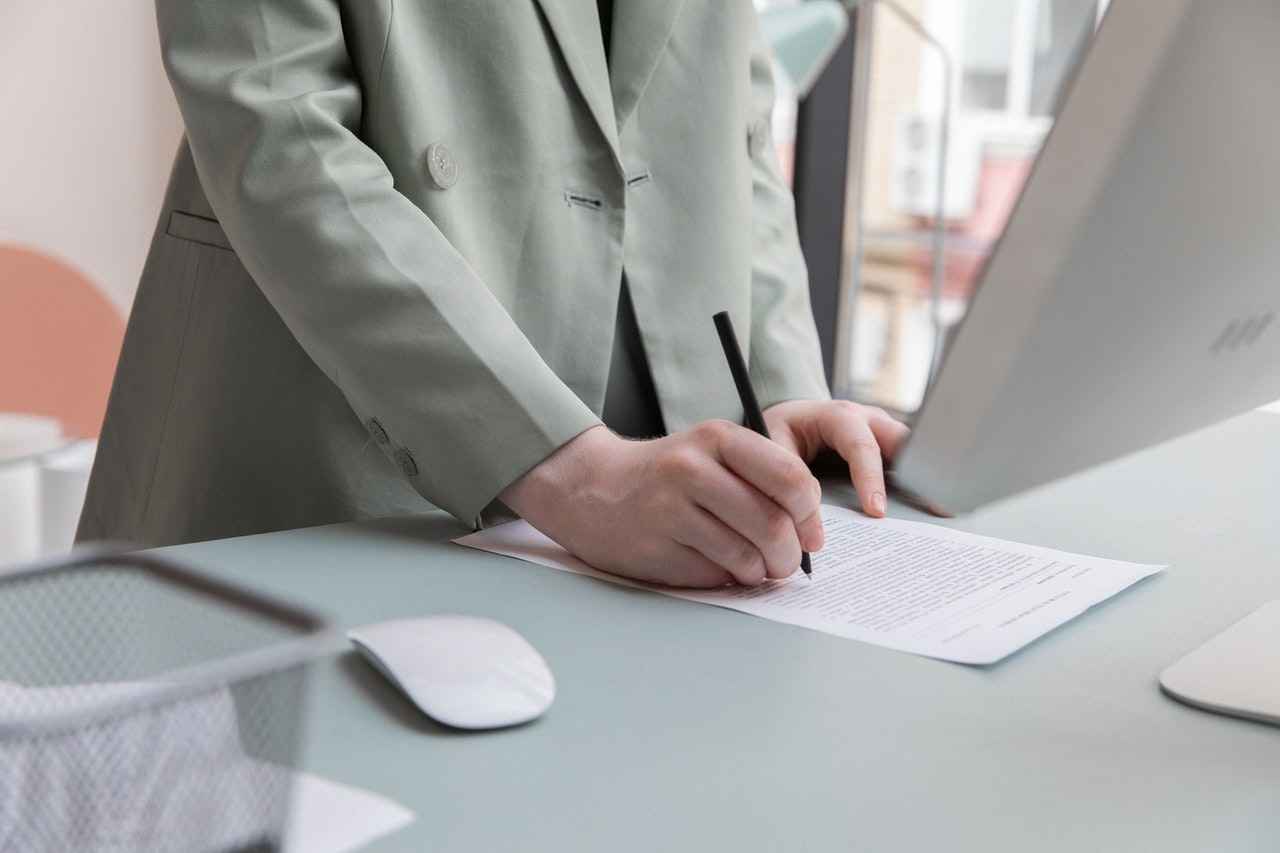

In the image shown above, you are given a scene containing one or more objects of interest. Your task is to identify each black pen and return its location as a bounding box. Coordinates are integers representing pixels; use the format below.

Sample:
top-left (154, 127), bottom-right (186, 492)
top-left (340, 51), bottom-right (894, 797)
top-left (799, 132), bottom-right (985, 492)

top-left (713, 310), bottom-right (813, 579)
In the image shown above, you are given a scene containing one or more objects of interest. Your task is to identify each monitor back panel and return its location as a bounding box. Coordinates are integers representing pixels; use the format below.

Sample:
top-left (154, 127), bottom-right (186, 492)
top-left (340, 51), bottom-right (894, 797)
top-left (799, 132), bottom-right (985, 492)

top-left (893, 0), bottom-right (1280, 513)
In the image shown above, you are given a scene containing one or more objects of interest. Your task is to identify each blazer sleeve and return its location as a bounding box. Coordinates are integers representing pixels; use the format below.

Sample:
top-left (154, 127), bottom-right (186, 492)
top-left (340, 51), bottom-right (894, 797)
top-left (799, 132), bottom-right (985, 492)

top-left (154, 0), bottom-right (601, 526)
top-left (743, 18), bottom-right (833, 408)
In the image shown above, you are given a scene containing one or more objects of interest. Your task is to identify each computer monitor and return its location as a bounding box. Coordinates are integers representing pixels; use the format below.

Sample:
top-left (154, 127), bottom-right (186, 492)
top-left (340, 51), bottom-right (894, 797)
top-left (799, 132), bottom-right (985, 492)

top-left (891, 0), bottom-right (1280, 514)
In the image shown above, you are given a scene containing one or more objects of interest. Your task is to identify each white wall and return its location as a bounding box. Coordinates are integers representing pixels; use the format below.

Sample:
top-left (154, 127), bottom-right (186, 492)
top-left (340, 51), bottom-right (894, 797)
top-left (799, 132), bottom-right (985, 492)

top-left (0, 0), bottom-right (183, 317)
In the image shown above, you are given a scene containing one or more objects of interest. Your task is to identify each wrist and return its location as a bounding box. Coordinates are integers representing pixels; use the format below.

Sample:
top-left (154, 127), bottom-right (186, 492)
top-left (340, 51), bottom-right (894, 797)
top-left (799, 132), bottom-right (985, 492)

top-left (498, 424), bottom-right (617, 523)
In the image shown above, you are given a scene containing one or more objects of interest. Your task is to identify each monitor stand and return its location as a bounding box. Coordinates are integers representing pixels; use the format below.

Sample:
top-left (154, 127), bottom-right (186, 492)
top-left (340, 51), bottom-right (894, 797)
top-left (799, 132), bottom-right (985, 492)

top-left (1159, 601), bottom-right (1280, 727)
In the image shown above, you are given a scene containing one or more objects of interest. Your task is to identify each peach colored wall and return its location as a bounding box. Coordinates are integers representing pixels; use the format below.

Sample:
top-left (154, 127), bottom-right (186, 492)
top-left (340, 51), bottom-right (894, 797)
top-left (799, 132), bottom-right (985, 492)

top-left (0, 0), bottom-right (183, 318)
top-left (0, 245), bottom-right (124, 438)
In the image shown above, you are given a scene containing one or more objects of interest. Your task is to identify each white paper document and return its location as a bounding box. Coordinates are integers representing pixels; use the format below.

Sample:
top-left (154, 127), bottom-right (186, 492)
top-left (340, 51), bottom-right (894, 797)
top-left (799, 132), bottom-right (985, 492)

top-left (456, 504), bottom-right (1164, 664)
top-left (284, 772), bottom-right (415, 853)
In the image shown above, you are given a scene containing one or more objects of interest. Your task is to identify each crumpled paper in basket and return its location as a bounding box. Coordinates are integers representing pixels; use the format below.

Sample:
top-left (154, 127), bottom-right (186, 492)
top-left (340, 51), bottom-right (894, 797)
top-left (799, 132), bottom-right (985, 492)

top-left (0, 679), bottom-right (293, 852)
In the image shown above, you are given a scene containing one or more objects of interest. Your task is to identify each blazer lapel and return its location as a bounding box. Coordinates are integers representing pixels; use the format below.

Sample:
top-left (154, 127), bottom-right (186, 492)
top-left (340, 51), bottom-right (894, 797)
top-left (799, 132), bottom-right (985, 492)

top-left (533, 0), bottom-right (620, 159)
top-left (609, 0), bottom-right (686, 132)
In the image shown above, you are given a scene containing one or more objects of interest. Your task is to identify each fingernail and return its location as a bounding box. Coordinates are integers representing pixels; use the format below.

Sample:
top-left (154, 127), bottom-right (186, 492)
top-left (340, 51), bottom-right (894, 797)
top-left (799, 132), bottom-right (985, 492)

top-left (871, 492), bottom-right (887, 516)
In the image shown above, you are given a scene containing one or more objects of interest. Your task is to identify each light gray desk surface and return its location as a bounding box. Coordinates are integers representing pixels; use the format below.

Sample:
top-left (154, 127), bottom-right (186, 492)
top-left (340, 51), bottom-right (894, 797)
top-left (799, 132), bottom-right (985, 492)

top-left (157, 411), bottom-right (1280, 852)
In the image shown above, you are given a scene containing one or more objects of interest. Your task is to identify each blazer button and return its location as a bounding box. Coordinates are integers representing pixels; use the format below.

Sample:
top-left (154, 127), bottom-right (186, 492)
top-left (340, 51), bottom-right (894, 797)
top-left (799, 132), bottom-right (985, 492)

top-left (425, 142), bottom-right (458, 189)
top-left (394, 447), bottom-right (418, 478)
top-left (364, 417), bottom-right (389, 445)
top-left (748, 120), bottom-right (770, 158)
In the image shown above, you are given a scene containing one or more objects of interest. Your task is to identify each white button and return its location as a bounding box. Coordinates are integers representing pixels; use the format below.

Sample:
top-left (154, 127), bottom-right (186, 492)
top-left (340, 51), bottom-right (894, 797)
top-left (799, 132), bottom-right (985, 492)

top-left (748, 120), bottom-right (770, 158)
top-left (425, 142), bottom-right (458, 189)
top-left (364, 418), bottom-right (389, 445)
top-left (394, 447), bottom-right (418, 477)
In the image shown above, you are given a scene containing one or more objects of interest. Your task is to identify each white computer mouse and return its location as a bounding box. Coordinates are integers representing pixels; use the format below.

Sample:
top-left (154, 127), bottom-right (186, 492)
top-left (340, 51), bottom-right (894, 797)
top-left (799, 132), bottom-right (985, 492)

top-left (347, 615), bottom-right (555, 730)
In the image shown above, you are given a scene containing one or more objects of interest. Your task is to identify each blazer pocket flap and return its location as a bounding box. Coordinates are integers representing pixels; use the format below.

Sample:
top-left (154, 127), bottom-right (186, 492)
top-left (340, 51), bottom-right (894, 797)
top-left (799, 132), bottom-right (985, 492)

top-left (166, 210), bottom-right (233, 251)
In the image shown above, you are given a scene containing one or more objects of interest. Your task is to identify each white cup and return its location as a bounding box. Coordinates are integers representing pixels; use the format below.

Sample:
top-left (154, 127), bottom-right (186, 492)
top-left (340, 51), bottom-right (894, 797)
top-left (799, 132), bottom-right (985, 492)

top-left (0, 413), bottom-right (65, 566)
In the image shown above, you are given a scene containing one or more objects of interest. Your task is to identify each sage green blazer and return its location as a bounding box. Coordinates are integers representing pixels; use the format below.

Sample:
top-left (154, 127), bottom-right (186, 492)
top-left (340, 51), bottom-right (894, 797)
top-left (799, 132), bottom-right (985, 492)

top-left (79, 0), bottom-right (830, 548)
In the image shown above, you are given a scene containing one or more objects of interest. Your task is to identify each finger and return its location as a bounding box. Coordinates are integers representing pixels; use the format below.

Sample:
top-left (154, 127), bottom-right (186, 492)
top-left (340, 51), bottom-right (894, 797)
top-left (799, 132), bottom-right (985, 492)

top-left (682, 466), bottom-right (805, 581)
top-left (670, 504), bottom-right (778, 586)
top-left (707, 422), bottom-right (825, 555)
top-left (865, 405), bottom-right (912, 460)
top-left (648, 422), bottom-right (811, 577)
top-left (568, 514), bottom-right (740, 589)
top-left (598, 430), bottom-right (805, 586)
top-left (603, 432), bottom-right (779, 585)
top-left (821, 406), bottom-right (894, 517)
top-left (854, 406), bottom-right (911, 516)
top-left (641, 545), bottom-right (739, 589)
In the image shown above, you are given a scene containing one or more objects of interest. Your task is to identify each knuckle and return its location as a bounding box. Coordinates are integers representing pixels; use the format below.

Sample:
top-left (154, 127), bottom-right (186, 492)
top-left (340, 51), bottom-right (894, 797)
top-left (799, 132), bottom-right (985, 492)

top-left (731, 539), bottom-right (766, 582)
top-left (675, 551), bottom-right (734, 589)
top-left (830, 398), bottom-right (893, 427)
top-left (830, 398), bottom-right (864, 415)
top-left (847, 433), bottom-right (883, 456)
top-left (763, 543), bottom-right (801, 579)
top-left (785, 453), bottom-right (816, 480)
top-left (659, 443), bottom-right (705, 480)
top-left (758, 511), bottom-right (802, 580)
top-left (765, 552), bottom-right (800, 580)
top-left (763, 507), bottom-right (795, 544)
top-left (803, 473), bottom-right (823, 504)
top-left (693, 419), bottom-right (736, 442)
top-left (775, 466), bottom-right (821, 509)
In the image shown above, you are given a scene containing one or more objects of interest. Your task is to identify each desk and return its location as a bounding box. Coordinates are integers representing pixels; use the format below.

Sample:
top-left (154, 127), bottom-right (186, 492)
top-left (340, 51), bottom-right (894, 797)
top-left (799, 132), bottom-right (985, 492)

top-left (155, 411), bottom-right (1280, 852)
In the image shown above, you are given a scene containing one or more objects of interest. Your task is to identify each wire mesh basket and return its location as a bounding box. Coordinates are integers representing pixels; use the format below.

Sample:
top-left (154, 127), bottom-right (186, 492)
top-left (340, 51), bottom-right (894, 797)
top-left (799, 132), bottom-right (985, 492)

top-left (0, 550), bottom-right (330, 852)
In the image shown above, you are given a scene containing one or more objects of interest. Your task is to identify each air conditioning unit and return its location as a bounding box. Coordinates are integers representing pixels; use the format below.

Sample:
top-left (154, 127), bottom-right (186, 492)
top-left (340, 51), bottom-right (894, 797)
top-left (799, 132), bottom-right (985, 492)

top-left (888, 109), bottom-right (980, 220)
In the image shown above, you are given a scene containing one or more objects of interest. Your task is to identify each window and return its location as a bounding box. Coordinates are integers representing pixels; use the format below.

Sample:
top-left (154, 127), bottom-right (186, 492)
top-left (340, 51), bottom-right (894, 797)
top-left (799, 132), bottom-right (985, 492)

top-left (836, 0), bottom-right (1104, 413)
top-left (951, 0), bottom-right (1102, 128)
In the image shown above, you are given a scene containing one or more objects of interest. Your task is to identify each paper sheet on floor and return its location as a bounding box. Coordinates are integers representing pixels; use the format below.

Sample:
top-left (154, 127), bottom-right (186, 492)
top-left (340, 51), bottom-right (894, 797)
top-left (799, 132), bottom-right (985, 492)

top-left (284, 772), bottom-right (415, 853)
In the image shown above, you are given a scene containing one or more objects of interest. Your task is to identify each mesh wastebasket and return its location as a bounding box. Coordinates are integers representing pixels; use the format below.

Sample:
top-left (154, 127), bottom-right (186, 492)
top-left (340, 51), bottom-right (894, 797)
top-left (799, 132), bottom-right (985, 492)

top-left (0, 550), bottom-right (330, 852)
